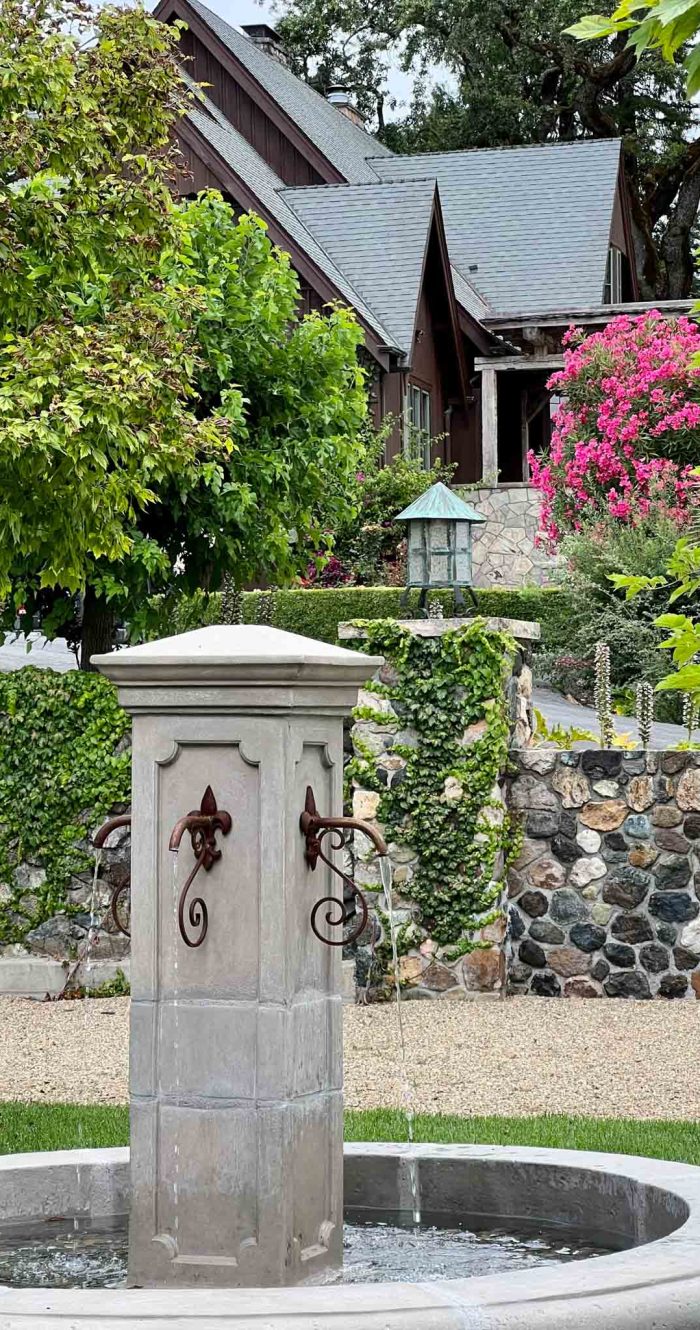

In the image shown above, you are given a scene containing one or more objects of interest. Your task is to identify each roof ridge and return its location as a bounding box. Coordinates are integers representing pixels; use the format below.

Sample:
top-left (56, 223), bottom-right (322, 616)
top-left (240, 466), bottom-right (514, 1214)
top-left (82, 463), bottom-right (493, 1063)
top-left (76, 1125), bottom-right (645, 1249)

top-left (184, 0), bottom-right (391, 179)
top-left (365, 137), bottom-right (622, 164)
top-left (281, 177), bottom-right (439, 194)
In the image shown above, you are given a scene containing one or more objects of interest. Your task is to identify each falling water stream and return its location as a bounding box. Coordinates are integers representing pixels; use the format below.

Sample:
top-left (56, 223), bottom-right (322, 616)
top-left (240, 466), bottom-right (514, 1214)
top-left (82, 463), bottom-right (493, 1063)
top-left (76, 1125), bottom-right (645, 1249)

top-left (378, 855), bottom-right (421, 1227)
top-left (171, 850), bottom-right (181, 1252)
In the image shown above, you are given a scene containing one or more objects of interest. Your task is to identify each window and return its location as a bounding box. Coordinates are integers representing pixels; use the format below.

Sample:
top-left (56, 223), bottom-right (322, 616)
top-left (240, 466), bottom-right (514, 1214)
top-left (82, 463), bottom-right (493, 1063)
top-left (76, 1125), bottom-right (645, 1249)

top-left (604, 246), bottom-right (623, 304)
top-left (407, 385), bottom-right (432, 468)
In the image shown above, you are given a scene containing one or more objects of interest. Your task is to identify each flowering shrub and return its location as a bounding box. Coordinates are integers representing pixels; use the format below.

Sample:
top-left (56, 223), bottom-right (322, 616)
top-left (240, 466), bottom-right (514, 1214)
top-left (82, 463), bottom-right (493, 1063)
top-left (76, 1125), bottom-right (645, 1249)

top-left (529, 313), bottom-right (700, 548)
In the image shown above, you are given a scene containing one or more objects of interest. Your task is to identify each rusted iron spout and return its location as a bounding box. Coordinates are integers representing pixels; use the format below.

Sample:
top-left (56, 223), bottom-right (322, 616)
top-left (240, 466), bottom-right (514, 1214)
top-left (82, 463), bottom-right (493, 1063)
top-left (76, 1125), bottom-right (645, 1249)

top-left (168, 815), bottom-right (216, 853)
top-left (93, 814), bottom-right (132, 848)
top-left (300, 785), bottom-right (387, 947)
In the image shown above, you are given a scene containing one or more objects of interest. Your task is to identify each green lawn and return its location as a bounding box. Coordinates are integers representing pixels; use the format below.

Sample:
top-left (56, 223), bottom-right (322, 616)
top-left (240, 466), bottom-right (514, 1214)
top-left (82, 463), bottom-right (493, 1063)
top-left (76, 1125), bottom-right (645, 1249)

top-left (0, 1103), bottom-right (698, 1165)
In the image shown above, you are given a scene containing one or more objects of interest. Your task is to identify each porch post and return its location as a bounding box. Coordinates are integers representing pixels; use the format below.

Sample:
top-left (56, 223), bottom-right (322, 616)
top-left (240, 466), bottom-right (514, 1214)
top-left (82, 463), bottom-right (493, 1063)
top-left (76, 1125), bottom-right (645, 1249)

top-left (480, 366), bottom-right (499, 481)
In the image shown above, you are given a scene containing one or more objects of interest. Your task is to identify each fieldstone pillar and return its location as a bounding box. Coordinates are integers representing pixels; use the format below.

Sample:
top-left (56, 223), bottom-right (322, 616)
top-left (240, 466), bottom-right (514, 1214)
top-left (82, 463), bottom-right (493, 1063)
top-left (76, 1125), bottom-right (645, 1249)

top-left (93, 626), bottom-right (380, 1289)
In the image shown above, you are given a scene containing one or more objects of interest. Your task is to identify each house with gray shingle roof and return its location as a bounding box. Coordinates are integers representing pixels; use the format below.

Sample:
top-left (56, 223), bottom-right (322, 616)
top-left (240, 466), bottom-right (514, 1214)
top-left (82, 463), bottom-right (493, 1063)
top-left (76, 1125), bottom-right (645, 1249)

top-left (155, 0), bottom-right (687, 489)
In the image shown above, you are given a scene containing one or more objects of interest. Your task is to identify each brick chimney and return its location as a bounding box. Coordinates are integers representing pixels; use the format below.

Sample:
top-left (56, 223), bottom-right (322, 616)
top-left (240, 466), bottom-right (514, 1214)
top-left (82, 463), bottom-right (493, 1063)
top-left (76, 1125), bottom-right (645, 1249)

top-left (326, 85), bottom-right (365, 128)
top-left (240, 23), bottom-right (288, 67)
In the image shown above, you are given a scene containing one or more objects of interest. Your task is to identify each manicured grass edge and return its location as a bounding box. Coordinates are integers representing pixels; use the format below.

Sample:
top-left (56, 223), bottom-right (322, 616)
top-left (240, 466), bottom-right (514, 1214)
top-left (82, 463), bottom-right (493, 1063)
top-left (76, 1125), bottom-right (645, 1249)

top-left (0, 1104), bottom-right (698, 1166)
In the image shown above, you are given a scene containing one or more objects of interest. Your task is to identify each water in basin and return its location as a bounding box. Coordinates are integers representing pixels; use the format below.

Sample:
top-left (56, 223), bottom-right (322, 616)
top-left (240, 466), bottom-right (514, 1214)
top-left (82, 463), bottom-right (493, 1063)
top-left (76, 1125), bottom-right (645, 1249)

top-left (0, 1217), bottom-right (615, 1289)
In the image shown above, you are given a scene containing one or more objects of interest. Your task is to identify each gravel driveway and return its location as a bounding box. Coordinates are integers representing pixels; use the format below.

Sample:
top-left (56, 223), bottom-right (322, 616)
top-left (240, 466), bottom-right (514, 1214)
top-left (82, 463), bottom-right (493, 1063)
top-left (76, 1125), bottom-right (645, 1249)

top-left (1, 994), bottom-right (699, 1120)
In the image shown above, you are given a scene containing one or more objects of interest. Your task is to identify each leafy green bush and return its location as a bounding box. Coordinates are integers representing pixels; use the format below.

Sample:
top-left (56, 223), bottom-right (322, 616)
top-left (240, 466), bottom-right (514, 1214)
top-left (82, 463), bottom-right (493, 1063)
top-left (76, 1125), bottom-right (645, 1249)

top-left (144, 585), bottom-right (564, 648)
top-left (0, 669), bottom-right (130, 943)
top-left (539, 520), bottom-right (684, 720)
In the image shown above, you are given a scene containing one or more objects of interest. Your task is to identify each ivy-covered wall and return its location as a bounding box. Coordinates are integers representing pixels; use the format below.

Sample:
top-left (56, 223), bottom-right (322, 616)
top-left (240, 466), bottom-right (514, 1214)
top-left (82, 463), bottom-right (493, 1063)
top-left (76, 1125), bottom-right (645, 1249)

top-left (340, 617), bottom-right (534, 999)
top-left (0, 669), bottom-right (131, 969)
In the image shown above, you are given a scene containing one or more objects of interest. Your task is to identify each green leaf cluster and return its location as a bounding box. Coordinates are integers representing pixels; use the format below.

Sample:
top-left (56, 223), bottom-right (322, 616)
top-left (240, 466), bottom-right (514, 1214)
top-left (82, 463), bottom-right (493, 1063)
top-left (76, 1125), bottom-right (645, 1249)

top-left (0, 668), bottom-right (130, 944)
top-left (350, 619), bottom-right (517, 946)
top-left (0, 2), bottom-right (368, 661)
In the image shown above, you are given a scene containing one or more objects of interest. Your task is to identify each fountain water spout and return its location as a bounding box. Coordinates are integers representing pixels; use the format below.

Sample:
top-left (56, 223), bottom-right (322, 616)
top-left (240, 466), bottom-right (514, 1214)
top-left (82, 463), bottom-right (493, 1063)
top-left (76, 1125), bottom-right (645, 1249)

top-left (300, 785), bottom-right (388, 946)
top-left (167, 785), bottom-right (232, 948)
top-left (93, 814), bottom-right (132, 938)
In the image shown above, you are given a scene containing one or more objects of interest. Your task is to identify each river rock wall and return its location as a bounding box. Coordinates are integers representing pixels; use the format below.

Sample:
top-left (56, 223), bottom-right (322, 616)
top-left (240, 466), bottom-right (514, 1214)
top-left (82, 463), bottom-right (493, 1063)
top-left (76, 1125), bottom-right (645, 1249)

top-left (506, 750), bottom-right (700, 998)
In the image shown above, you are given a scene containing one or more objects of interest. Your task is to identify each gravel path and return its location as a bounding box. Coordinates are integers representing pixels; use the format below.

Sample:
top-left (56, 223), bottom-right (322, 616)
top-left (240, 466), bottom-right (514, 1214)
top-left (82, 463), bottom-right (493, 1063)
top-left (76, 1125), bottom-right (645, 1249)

top-left (1, 995), bottom-right (699, 1120)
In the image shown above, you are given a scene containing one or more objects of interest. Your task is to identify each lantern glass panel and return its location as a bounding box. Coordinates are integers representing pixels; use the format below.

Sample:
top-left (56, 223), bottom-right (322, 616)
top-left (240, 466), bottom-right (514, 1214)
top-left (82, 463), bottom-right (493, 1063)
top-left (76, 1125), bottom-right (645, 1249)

top-left (427, 519), bottom-right (449, 585)
top-left (454, 521), bottom-right (473, 584)
top-left (407, 520), bottom-right (427, 586)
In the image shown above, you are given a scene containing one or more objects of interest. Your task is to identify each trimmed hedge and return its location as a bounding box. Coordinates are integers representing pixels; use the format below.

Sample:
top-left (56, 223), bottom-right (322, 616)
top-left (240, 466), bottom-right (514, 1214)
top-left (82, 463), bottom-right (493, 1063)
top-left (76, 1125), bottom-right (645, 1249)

top-left (156, 585), bottom-right (566, 648)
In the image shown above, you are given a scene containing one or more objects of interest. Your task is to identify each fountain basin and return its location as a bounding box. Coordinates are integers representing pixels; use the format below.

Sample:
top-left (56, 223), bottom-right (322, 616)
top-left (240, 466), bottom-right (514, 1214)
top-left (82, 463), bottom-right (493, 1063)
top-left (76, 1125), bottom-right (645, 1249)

top-left (0, 1142), bottom-right (699, 1327)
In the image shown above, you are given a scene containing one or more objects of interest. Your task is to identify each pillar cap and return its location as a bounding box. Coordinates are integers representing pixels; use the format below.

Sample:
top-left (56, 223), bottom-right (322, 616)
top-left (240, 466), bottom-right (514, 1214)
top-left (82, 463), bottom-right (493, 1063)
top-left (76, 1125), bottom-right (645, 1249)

top-left (92, 624), bottom-right (382, 687)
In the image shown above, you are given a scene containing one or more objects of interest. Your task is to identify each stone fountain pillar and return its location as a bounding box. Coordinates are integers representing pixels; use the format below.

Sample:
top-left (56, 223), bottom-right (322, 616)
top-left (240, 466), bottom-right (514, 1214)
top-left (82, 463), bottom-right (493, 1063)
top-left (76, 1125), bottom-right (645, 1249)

top-left (93, 626), bottom-right (380, 1289)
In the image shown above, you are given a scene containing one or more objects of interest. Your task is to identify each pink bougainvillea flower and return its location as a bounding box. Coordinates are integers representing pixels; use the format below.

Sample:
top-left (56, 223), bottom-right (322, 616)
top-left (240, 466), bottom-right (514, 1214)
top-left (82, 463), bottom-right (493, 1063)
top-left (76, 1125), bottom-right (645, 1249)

top-left (529, 312), bottom-right (700, 549)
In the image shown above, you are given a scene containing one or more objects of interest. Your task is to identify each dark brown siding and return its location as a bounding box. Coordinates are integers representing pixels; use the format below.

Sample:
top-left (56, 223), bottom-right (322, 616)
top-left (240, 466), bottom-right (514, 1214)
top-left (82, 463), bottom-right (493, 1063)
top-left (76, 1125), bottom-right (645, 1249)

top-left (409, 226), bottom-right (480, 482)
top-left (179, 30), bottom-right (324, 186)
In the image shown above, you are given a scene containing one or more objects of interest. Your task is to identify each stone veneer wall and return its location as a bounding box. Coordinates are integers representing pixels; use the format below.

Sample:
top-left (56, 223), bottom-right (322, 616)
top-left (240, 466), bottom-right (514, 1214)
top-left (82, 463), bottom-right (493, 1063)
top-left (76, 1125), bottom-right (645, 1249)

top-left (507, 749), bottom-right (700, 999)
top-left (342, 617), bottom-right (538, 1000)
top-left (464, 485), bottom-right (559, 589)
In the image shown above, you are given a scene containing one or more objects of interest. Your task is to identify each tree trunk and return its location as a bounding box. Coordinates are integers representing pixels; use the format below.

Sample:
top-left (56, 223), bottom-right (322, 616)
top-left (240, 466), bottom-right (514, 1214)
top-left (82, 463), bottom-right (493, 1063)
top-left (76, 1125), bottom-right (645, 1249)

top-left (80, 587), bottom-right (115, 671)
top-left (658, 166), bottom-right (700, 299)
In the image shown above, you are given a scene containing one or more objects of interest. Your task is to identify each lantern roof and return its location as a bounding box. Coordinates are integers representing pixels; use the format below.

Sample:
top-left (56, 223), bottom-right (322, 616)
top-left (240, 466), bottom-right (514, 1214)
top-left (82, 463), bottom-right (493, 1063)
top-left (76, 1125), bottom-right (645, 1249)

top-left (395, 481), bottom-right (486, 524)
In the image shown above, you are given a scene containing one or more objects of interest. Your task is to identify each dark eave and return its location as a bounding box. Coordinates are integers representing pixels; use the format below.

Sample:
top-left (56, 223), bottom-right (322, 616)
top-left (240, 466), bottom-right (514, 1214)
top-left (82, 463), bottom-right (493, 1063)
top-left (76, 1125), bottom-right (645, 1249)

top-left (176, 116), bottom-right (392, 369)
top-left (155, 0), bottom-right (347, 185)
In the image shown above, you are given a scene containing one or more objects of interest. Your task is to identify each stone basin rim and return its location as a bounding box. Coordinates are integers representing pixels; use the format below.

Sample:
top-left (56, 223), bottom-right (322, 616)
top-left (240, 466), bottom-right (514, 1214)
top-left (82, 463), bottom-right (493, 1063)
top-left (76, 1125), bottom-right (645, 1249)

top-left (1, 1143), bottom-right (700, 1327)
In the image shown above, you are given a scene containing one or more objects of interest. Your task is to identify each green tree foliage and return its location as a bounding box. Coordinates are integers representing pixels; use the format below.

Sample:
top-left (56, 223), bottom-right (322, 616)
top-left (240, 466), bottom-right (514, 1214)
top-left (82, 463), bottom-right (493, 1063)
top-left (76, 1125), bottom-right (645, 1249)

top-left (0, 0), bottom-right (367, 665)
top-left (276, 0), bottom-right (700, 298)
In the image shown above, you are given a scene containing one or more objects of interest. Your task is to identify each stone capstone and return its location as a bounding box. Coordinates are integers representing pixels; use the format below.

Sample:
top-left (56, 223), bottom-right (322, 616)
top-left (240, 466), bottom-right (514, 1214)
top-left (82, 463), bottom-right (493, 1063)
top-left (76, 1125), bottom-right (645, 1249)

top-left (581, 751), bottom-right (622, 778)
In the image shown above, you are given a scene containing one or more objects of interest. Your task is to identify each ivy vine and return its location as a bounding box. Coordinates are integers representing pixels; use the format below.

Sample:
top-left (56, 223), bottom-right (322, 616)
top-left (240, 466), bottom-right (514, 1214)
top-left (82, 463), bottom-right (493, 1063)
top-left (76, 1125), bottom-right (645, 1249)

top-left (348, 619), bottom-right (520, 948)
top-left (0, 668), bottom-right (131, 944)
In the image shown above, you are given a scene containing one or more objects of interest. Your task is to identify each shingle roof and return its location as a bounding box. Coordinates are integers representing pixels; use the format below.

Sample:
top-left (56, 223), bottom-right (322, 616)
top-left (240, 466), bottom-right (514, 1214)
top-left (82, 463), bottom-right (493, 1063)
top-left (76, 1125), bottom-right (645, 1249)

top-left (282, 179), bottom-right (439, 354)
top-left (185, 0), bottom-right (392, 184)
top-left (185, 101), bottom-right (399, 347)
top-left (369, 140), bottom-right (623, 316)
